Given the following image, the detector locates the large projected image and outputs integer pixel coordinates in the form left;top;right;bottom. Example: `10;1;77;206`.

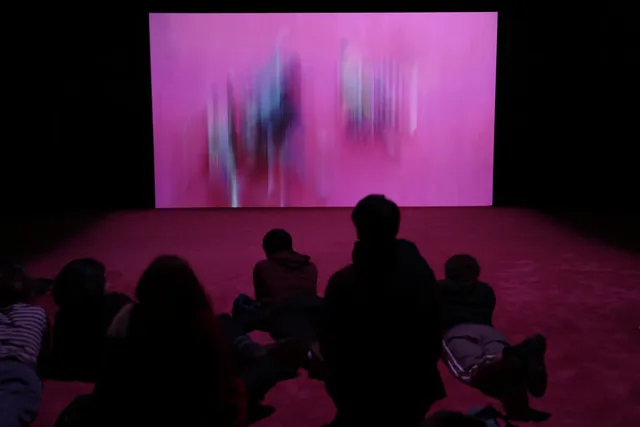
150;13;498;208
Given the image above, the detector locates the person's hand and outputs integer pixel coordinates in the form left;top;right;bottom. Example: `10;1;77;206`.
107;303;135;338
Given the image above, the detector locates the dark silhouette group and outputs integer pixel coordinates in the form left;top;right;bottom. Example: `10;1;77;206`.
0;194;550;427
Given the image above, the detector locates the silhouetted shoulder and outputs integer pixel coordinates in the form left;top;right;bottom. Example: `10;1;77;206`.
253;259;269;271
477;281;496;299
325;265;356;295
397;238;420;251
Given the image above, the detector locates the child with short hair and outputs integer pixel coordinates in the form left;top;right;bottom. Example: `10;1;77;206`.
0;261;50;427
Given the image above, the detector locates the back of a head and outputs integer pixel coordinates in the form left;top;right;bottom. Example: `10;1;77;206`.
135;255;213;324
352;194;400;244
128;256;227;424
0;261;30;307
262;228;293;257
445;254;481;285
53;258;106;309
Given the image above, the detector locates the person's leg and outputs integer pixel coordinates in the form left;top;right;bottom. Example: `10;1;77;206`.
442;325;488;383
231;294;265;333
471;340;550;422
0;360;42;427
240;339;307;424
507;334;548;398
218;313;267;362
53;394;96;427
267;295;323;345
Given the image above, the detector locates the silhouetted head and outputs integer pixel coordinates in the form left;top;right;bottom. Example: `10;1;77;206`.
135;255;212;317
53;258;106;310
352;194;400;244
0;261;30;307
262;229;293;257
445;254;481;285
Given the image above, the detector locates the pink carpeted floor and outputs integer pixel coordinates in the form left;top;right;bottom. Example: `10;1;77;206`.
25;208;640;427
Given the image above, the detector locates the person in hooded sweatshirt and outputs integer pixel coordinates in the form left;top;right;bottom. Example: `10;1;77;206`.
439;254;550;423
320;194;445;427
234;229;321;345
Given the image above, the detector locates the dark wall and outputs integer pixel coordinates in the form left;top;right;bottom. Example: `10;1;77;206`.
5;13;154;212
494;8;638;210
3;7;637;213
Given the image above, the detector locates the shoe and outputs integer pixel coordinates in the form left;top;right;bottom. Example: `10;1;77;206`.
507;408;551;423
305;342;327;381
523;334;548;398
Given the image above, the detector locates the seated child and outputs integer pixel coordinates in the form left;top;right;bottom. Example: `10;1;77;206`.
49;258;132;382
0;261;50;427
438;254;550;423
235;229;321;344
253;229;319;312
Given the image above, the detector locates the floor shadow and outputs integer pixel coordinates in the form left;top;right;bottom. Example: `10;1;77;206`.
0;212;109;263
540;209;640;253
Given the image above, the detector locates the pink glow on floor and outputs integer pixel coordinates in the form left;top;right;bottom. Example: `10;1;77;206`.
27;208;640;427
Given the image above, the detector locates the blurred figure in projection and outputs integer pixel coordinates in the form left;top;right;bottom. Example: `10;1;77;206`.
233;50;301;207
340;41;364;139
208;90;239;208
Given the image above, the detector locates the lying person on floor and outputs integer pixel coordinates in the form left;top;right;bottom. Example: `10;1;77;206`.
439;254;550;423
47;258;133;382
233;228;325;376
0;261;50;427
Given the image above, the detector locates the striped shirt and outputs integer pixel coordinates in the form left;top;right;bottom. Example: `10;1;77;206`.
0;303;48;364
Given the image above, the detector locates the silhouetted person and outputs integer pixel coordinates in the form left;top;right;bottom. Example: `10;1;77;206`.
439;254;549;423
234;228;321;346
49;258;132;382
0;262;50;427
82;255;244;427
320;195;445;427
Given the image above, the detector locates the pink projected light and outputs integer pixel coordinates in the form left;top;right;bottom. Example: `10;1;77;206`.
150;13;498;208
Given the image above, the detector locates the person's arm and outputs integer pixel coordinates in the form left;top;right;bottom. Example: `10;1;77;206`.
252;263;270;302
107;303;135;339
310;263;319;295
487;286;497;318
37;318;52;378
408;242;444;363
318;273;343;369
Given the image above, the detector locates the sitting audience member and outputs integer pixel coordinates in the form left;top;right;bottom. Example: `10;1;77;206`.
49;258;133;382
320;195;445;427
105;305;306;425
88;255;244;427
234;228;322;347
0;262;50;427
439;254;550;423
217;313;307;423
